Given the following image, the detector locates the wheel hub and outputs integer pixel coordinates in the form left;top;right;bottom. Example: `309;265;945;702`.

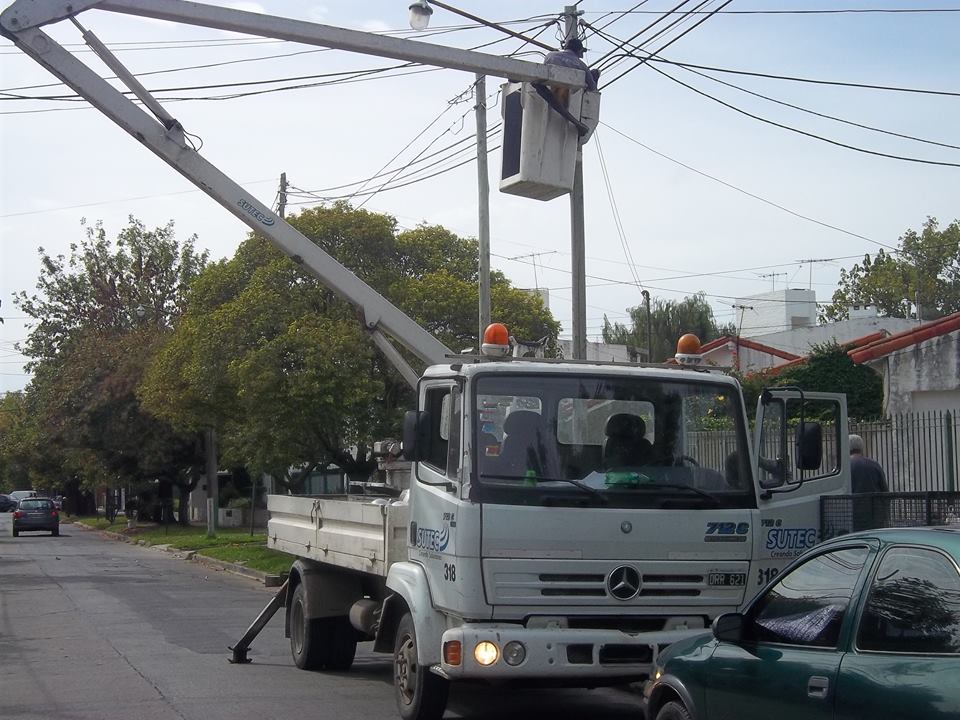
395;636;416;704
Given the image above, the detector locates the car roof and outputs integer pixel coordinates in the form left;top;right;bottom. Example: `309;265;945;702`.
822;527;960;555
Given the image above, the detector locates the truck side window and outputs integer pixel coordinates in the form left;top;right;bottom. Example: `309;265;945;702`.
422;386;460;478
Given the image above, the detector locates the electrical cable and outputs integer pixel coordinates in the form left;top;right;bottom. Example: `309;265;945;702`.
584;21;960;152
599;0;735;86
643;58;960;99
583;7;960;15
594;130;645;290
590;0;695;71
644;63;960;169
599;120;900;250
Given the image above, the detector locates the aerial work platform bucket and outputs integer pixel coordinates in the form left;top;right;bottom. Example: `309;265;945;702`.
499;82;600;201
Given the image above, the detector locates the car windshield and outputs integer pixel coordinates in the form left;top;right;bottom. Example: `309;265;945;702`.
473;373;754;509
20;499;53;510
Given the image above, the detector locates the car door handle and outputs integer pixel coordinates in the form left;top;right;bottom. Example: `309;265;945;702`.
807;676;830;700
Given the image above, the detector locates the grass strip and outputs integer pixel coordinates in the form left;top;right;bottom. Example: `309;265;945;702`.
198;544;294;575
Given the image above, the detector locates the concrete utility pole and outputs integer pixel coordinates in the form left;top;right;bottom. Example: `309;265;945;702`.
475;74;491;344
564;5;587;360
278;171;287;219
205;427;218;538
642;289;652;363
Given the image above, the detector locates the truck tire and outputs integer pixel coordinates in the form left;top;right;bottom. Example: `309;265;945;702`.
393;612;448;720
12;529;18;537
289;583;357;671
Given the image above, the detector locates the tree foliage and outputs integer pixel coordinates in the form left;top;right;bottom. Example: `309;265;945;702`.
601;292;735;362
741;341;883;420
141;202;559;488
823;217;960;322
11;218;207;518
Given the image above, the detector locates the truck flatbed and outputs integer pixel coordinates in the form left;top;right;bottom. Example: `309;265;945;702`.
267;493;409;576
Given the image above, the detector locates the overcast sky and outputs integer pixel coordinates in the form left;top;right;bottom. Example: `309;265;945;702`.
1;1;958;393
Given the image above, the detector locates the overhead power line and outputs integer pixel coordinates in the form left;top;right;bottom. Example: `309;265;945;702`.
645;63;960;169
600;0;736;87
598;121;898;251
584;22;960;152
645;57;960;98
584;7;960;15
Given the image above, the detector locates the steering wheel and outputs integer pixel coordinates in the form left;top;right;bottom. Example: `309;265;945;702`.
676;455;700;467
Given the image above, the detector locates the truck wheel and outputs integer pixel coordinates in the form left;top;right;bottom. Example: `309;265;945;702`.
289;583;357;671
12;529;18;537
394;612;448;720
656;700;693;720
52;528;59;537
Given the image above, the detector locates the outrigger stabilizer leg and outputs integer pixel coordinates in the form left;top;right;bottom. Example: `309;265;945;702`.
229;579;289;664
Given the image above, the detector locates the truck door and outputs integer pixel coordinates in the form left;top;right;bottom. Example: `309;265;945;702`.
408;381;483;616
751;390;850;591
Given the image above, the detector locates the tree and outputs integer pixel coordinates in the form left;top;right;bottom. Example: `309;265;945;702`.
742;342;883;420
14;218;207;520
602;292;735;362
142;203;560;488
0;392;30;494
823;217;960;322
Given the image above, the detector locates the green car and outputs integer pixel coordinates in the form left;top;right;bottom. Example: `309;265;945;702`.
644;528;960;720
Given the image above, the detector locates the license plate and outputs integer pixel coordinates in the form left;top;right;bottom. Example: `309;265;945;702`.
708;572;746;587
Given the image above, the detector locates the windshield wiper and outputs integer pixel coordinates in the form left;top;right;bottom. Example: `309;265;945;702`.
639;483;721;507
482;473;608;505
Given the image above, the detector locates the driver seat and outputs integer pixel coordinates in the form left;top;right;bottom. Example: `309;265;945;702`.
603;413;653;469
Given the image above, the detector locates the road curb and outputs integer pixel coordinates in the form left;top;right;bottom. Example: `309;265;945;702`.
72;521;281;585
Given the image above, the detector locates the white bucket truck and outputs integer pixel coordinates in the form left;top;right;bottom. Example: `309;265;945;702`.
1;3;850;718
265;337;850;720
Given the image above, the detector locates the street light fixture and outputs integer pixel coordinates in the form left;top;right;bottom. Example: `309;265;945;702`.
408;0;432;30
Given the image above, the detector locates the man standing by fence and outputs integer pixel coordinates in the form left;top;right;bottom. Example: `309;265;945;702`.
850;433;888;531
850;434;888;493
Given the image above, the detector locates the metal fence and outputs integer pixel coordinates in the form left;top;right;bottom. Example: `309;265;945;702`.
851;410;959;492
821;492;960;540
687;409;959;492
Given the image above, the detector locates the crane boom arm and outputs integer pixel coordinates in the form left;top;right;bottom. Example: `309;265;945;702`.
0;0;587;387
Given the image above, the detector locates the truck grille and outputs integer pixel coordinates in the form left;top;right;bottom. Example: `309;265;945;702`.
484;559;747;606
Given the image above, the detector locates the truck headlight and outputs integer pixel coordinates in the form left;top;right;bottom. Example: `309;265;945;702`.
474;641;499;666
502;641;526;666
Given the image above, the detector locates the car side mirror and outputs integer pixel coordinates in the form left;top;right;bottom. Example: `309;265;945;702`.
402;410;431;462
796;421;823;471
712;612;744;643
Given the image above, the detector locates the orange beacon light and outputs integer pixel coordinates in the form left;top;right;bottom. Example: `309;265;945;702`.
481;323;511;357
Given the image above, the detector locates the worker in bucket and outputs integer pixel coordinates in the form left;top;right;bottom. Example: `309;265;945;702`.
544;37;598;107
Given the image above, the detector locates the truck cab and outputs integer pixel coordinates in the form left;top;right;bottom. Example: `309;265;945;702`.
396;358;849;692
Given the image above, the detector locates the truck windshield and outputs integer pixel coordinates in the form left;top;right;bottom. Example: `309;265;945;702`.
473;373;754;509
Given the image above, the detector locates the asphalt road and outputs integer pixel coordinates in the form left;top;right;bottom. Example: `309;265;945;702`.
0;525;646;720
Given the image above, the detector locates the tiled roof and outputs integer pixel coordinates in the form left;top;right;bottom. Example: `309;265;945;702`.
848;311;960;364
699;335;800;361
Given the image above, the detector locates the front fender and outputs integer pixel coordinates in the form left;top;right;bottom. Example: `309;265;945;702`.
383;561;447;665
649;674;700;720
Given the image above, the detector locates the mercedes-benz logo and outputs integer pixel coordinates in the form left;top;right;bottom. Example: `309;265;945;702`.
606;565;642;601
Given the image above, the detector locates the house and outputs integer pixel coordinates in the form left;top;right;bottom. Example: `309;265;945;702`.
849;311;960;415
748;315;916;357
697;335;801;374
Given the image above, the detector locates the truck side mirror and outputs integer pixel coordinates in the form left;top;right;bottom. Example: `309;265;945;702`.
796;422;823;471
402;410;430;461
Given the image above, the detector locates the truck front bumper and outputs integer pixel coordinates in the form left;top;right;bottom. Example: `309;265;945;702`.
437;624;703;681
